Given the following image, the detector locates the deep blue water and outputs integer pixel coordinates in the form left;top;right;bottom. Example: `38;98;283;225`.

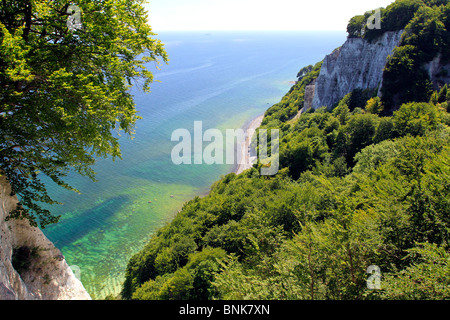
42;30;347;298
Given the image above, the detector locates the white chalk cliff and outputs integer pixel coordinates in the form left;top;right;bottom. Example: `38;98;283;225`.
310;31;404;110
0;175;91;300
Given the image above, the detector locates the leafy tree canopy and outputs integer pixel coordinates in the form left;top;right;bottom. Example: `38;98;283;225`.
0;0;167;227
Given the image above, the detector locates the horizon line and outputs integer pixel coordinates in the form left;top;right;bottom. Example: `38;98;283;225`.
152;29;348;32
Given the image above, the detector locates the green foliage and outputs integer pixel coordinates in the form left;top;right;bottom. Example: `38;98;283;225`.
0;0;168;228
297;65;313;80
381;0;425;32
210;132;449;299
392;102;440;136
430;90;440;104
131;247;227;300
347;15;367;39
381;243;450;299
447;88;450;111
382;45;433;107
345;113;381;164
353;140;398;174
365;97;384;114
381;1;449;108
438;84;448;103
123;95;450;300
423;0;449;6
262;61;322;126
347;0;425;41
402;5;446;61
337;89;378;112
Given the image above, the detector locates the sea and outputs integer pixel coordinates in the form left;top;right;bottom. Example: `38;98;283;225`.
42;30;347;299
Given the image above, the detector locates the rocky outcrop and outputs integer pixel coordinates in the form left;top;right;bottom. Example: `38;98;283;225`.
311;31;404;110
424;53;450;90
0;175;91;300
303;79;316;110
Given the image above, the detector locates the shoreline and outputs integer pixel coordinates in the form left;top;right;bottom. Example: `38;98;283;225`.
233;113;264;175
196;113;265;199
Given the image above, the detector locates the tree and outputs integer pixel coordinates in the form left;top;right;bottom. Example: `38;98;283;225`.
392;102;440;136
332;102;350;125
430;90;440;105
393;135;450;246
438;84;448;103
402;5;446;61
353;140;398;174
381;0;425;32
347;15;366;38
382;243;450;300
373;117;394;143
345;113;380;165
365;97;384;114
0;0;168;227
382;45;433;108
159;268;194;300
297;65;313;81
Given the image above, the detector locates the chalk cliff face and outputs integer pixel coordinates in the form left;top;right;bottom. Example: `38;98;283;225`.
311;31;404;110
424;53;450;90
0;175;91;300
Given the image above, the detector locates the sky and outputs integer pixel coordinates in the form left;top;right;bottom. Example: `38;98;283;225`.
145;0;396;31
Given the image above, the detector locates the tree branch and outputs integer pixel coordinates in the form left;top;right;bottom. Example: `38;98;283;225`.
22;0;32;43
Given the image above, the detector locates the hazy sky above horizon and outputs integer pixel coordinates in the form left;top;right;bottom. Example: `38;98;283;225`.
145;0;395;31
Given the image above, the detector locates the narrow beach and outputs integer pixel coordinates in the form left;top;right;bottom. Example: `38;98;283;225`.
235;114;264;175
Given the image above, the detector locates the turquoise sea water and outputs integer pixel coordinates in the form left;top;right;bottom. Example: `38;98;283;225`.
42;31;347;298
